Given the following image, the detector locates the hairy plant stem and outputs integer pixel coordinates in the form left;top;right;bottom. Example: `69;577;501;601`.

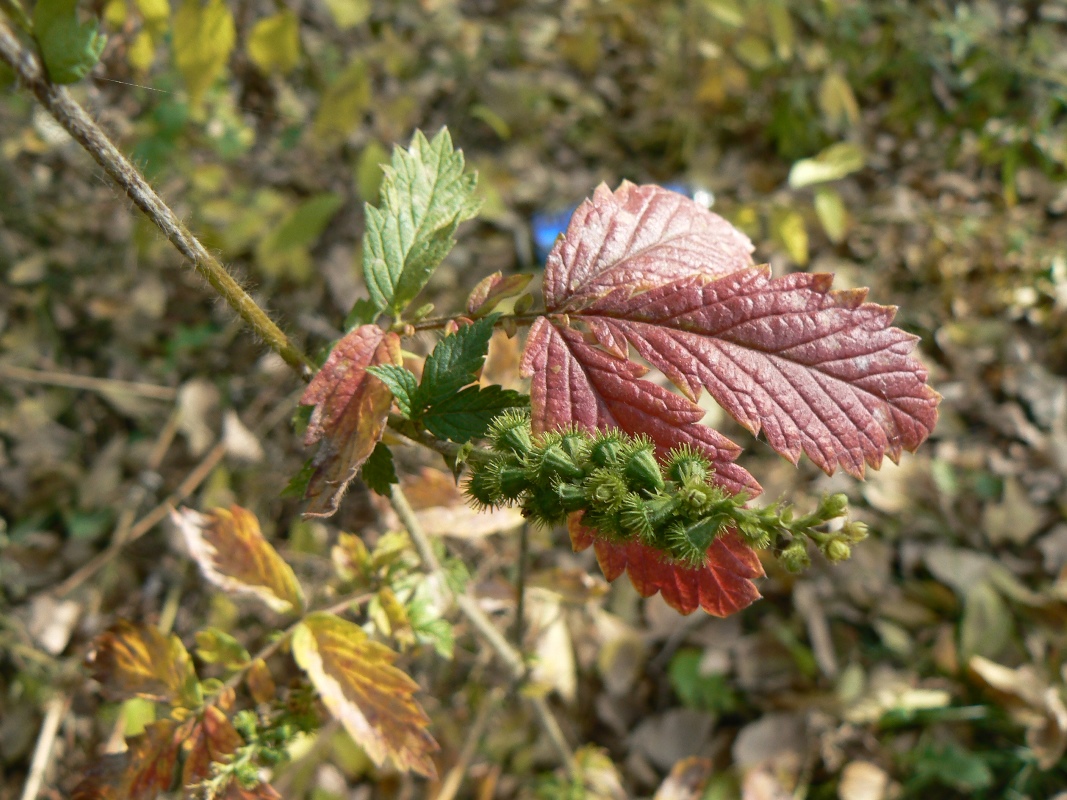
0;21;313;376
389;484;579;781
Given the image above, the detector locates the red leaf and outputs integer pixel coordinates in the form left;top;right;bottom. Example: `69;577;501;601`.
533;182;939;479
582;268;940;476
301;325;402;517
520;317;759;496
543;182;754;312
569;517;763;616
180;705;244;787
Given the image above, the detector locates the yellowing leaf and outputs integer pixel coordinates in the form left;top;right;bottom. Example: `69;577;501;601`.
255;193;343;281
173;0;235;110
173;505;305;614
314;60;371;143
291;612;438;777
766;0;795;60
773;207;809;265
323;0;371;29
814;187;849;244
127;30;156;72
247;11;300;75
86;620;201;708
788;142;866;188
134;0;169;35
818;70;860;132
71;719;181;800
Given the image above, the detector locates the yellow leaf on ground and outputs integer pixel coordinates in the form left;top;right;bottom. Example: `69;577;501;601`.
86;620;200;708
247;11;300;75
313;60;371;143
172;0;235;110
292;612;438;777
173;505;305;615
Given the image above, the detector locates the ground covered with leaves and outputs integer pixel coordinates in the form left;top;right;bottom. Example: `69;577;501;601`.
2;0;1067;798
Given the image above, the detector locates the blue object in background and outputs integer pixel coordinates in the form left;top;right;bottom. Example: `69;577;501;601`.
529;182;714;265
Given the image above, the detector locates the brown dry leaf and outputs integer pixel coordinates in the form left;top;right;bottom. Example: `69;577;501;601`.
301;325;402;517
653;756;713;800
741;765;794;800
291;611;438;777
86;621;200;708
71;719;180;800
173;505;305;615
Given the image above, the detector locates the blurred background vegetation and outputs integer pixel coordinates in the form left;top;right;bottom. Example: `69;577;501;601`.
2;0;1067;797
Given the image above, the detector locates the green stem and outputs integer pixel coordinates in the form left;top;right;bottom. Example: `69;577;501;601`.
0;21;314;377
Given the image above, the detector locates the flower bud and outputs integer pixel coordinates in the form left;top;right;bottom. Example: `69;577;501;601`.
584;469;629;512
465;468;501;508
589;435;624;468
841;520;869;543
819;492;849;519
527;443;585;484
780;540;811;573
624;446;665;493
667;447;710;484
824;538;852;562
487;410;533;456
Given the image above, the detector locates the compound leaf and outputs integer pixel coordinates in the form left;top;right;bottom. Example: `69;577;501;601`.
301;325;401;517
362;128;480;317
173;505;305;615
33;0;106;84
292;612;438;778
86;620;200;708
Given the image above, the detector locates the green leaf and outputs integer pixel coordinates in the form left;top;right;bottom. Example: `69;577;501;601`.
33;0;107;84
366;364;418;417
362;128;480;317
313;59;370;142
413;315;496;413
361;442;397;496
255;193;343;280
246;10;300;75
172;0;235;110
194;628;250;669
788;142;866;188
421;385;529;442
668;648;739;713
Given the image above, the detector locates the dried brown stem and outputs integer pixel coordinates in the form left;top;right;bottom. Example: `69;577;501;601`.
0;21;312;375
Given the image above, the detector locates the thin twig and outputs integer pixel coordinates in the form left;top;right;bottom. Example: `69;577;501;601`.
0;363;178;400
405;311;544;334
19;694;71;800
434;687;504;800
390;484;578;781
0;21;312;375
511;522;530;647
